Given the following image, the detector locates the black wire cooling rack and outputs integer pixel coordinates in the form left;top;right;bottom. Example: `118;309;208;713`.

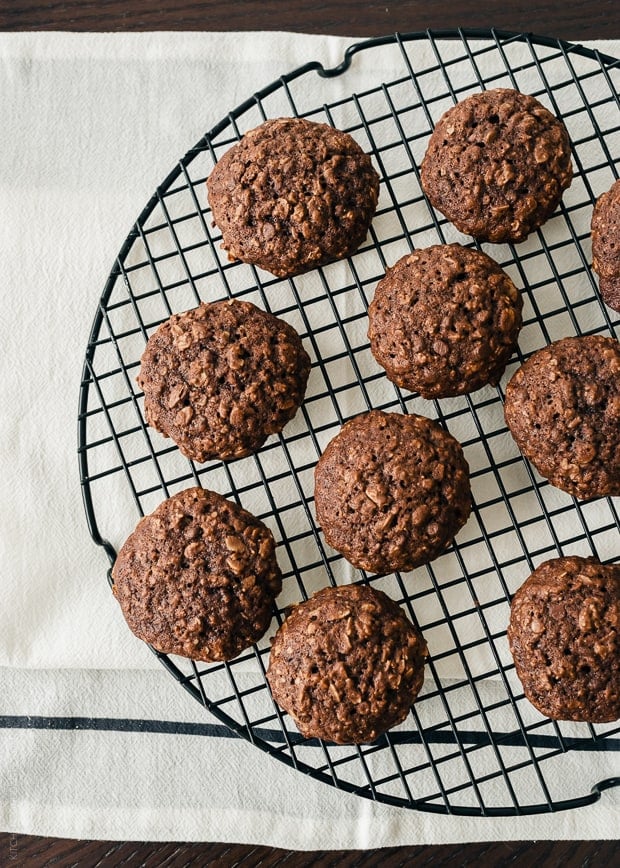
78;29;620;816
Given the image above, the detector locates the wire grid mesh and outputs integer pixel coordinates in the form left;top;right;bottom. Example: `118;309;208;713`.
78;30;620;815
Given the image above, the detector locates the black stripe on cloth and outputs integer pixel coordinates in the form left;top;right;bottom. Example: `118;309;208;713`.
0;715;233;738
1;715;619;751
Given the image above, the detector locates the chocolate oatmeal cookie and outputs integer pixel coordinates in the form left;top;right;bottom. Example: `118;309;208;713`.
504;334;620;499
137;299;310;463
420;88;573;243
314;410;471;573
367;243;523;398
591;179;620;312
266;584;428;744
206;117;380;278
508;556;620;723
112;486;282;662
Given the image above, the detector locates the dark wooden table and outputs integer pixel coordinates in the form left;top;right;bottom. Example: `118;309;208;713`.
0;0;618;41
2;2;619;866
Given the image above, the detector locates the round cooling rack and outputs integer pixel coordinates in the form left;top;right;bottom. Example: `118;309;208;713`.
78;29;620;816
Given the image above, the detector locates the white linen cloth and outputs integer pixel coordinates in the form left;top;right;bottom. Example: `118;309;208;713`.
0;31;618;846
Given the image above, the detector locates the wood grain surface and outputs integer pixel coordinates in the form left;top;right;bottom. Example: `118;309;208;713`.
2;1;619;865
1;835;619;866
0;0;618;42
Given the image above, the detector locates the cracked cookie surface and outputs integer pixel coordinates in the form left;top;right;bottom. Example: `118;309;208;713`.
368;243;523;398
508;556;620;722
592;179;620;312
206;117;380;277
504;334;620;499
112;486;283;662
420;88;572;243
314;410;471;573
266;584;428;744
137;299;310;463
